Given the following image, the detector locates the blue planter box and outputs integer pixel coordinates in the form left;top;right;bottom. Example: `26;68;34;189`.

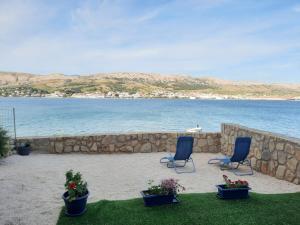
141;191;179;207
17;144;31;156
62;190;89;216
216;185;251;200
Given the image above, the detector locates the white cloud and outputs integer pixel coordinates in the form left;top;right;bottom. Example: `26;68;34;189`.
70;0;162;33
293;5;300;12
0;0;36;38
0;0;299;82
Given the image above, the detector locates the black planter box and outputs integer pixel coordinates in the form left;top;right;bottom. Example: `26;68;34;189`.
216;185;251;199
141;191;179;207
62;190;89;216
17;144;31;156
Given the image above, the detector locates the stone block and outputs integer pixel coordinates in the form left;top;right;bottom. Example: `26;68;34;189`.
261;150;271;161
64;146;73;153
269;139;275;152
278;151;287;165
140;143;151;153
137;134;143;140
285;143;295;155
142;134;150;140
102;135;112;145
126;135;131;141
272;151;278;160
254;147;262;159
295;149;300;161
207;136;214;145
55;142;63;153
64;139;76;146
91;143;98;152
117;135;126;142
161;134;168;139
74;145;80;152
198;139;207;147
276;165;286;179
276;142;285;151
285;170;295;182
297;164;300;178
208;145;217;152
193;146;201;152
287;158;298;172
251;157;257;169
131;140;138;147
125;146;134;152
261;161;268;174
202;145;209;152
256;160;261;172
268;160;276;176
81;146;89;152
109;144;115;152
151;145;158;152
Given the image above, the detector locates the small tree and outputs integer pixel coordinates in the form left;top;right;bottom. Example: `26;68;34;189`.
0;127;10;157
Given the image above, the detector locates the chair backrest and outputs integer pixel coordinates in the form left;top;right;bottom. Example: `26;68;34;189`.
230;137;252;162
174;136;194;160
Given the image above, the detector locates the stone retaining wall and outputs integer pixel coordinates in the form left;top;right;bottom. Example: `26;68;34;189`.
221;124;300;184
18;132;221;154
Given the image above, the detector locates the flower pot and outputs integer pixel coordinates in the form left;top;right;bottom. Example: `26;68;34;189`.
140;190;179;207
17;144;31;156
216;184;251;200
62;190;89;216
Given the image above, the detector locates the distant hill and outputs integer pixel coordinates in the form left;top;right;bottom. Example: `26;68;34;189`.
0;71;299;99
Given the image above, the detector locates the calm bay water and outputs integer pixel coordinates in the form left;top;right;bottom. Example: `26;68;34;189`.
0;97;299;138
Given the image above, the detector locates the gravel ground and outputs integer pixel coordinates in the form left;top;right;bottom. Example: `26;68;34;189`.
0;152;299;225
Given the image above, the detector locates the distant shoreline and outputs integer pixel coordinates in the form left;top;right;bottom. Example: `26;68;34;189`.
0;96;299;101
1;72;300;101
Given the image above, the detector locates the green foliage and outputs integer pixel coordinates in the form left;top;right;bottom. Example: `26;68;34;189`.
64;170;88;202
223;174;249;189
0;127;9;157
146;179;185;195
146;180;162;195
57;192;300;225
0;86;49;97
172;82;211;91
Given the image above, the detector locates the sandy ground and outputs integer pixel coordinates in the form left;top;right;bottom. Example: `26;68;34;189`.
0;152;299;225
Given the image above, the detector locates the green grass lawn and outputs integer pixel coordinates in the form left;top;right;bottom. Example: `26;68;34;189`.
57;192;300;225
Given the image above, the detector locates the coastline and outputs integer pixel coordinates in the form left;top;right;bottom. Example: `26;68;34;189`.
0;95;299;101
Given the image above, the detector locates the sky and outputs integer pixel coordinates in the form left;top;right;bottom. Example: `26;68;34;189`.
0;0;300;83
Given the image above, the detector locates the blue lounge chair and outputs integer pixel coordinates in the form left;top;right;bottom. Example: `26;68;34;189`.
208;137;253;176
160;136;195;173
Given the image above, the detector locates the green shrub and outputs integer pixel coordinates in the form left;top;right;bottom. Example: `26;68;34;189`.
0;127;10;157
65;170;88;202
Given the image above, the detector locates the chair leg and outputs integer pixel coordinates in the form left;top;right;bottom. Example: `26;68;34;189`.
168;160;186;168
220;162;240;170
208;158;220;164
167;160;176;168
174;158;195;174
160;153;173;164
233;159;253;176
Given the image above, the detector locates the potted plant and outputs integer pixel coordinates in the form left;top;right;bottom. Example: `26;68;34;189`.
0;127;10;157
141;178;185;206
62;170;89;216
17;142;31;156
216;175;251;199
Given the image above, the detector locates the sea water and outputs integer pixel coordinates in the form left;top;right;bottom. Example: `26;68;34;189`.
0;97;299;138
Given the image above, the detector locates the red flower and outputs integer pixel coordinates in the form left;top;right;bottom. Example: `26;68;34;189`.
68;182;76;190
